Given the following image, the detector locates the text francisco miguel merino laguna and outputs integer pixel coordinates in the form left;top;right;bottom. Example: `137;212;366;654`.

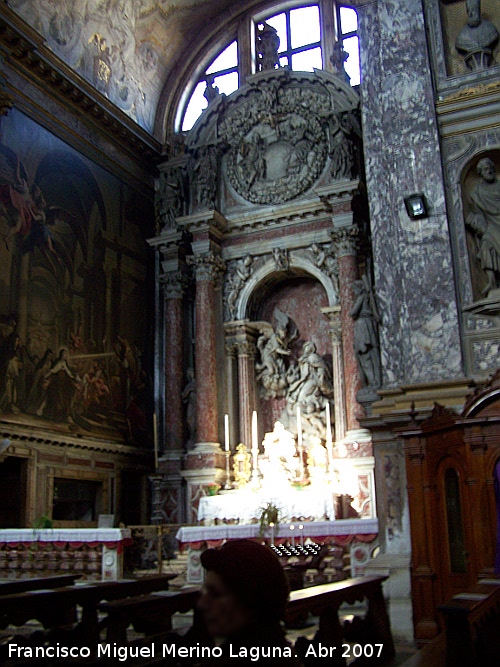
8;642;326;661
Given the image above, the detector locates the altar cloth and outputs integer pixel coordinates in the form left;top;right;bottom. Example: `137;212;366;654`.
176;518;378;548
197;487;336;524
0;528;131;544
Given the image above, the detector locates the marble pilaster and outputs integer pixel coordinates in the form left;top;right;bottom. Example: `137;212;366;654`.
163;271;189;451
331;226;364;432
225;341;239;449
355;0;463;386
189;252;226;447
322;305;347;443
235;336;257;450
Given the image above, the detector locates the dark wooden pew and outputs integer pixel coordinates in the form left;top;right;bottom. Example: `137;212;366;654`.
0;574;176;644
288;576;395;665
0;574;81;596
98;587;201;644
438;579;500;667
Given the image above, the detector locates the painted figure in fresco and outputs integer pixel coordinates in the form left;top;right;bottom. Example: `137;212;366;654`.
25;349;54;416
466;157;500;297
455;0;499;70
0;332;21;413
43;348;80;422
350;276;382;393
181;368;196;448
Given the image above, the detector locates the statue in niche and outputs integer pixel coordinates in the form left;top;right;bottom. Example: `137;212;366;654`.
226;255;253;320
253;309;298;399
466;157;500;297
192;146;217;210
350;275;382;399
256;22;280;71
310;243;339;293
156;167;184;231
181;368;196;448
273;247;289;271
455;0;499;71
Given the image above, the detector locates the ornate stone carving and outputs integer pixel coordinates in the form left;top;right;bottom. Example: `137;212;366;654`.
350;274;382;400
181;368;196;449
156;166;185;232
331;225;359;257
233;443;252;488
253;309;298;399
188;253;226;282
273;247;289;271
219;79;329;205
225;342;238;358
235;340;257;358
327;110;362;181
162;270;190;300
256;22;280;72
455;0;499;71
225;254;254;320
465;157;500;297
310;243;339;293
203;75;220;103
330;41;350;85
191;145;218;211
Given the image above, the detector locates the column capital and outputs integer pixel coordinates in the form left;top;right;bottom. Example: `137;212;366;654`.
235;339;257;358
188;252;226;282
161;270;190;299
331;225;359;257
225;342;239;358
321;306;342;345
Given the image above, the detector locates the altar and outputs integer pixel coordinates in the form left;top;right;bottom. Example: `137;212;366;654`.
0;528;132;581
198;486;336;525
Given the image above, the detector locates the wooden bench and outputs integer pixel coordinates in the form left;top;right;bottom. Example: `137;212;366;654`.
288;576;395;665
0;574;176;645
0;574;81;596
438;579;500;667
98;587;201;644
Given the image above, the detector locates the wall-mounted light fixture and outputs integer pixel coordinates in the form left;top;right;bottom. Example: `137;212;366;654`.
404;193;428;219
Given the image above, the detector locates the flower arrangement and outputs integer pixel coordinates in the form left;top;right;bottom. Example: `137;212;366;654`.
206;483;221;496
259;502;281;536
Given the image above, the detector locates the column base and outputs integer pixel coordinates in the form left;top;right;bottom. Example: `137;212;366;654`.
192;441;222;454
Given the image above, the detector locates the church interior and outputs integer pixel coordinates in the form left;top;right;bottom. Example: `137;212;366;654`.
0;0;499;664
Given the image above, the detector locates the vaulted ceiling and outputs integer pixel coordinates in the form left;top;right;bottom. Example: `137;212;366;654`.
9;0;250;139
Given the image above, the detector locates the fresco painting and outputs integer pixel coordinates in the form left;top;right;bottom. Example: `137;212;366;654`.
0;108;154;445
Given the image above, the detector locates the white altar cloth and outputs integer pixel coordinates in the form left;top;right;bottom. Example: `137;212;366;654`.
0;528;131;543
176;518;379;545
197;487;335;524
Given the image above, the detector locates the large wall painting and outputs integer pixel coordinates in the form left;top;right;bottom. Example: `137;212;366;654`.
0;108;154;446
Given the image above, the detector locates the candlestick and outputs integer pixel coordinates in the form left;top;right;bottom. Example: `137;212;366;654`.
224;450;232;490
269;521;275;547
325;402;333;474
296;406;304;479
153;412;159;473
290;524;295;548
224;413;230;452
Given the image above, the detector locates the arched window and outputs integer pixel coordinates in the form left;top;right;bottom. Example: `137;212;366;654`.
178;2;360;132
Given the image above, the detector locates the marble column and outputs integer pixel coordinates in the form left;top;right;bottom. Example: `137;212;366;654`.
355;0;462;385
190;252;226;447
331;225;364;432
235;337;257;449
225;341;238;449
322;306;347;443
163;271;188;451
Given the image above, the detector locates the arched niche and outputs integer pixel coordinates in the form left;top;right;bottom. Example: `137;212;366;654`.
236;255;338;322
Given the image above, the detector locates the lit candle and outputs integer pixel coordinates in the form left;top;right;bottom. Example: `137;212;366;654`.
153;412;159;473
298;523;304;547
224;413;230;452
269;521;275;546
290;524;295;547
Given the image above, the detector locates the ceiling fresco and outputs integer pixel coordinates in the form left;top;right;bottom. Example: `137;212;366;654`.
9;0;239;135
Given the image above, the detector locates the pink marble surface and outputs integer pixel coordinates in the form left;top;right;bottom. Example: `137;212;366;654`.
195;280;219;444
165;296;184;450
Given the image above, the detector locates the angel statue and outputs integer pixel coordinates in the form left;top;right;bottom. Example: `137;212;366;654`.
252;309;298;399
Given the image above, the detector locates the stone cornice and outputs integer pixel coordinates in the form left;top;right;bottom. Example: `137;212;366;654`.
0;422;153;460
0;6;162;168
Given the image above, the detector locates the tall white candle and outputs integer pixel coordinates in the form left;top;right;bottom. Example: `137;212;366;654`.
252;410;259;473
296;406;302;448
224;413;230;452
325;402;332;442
